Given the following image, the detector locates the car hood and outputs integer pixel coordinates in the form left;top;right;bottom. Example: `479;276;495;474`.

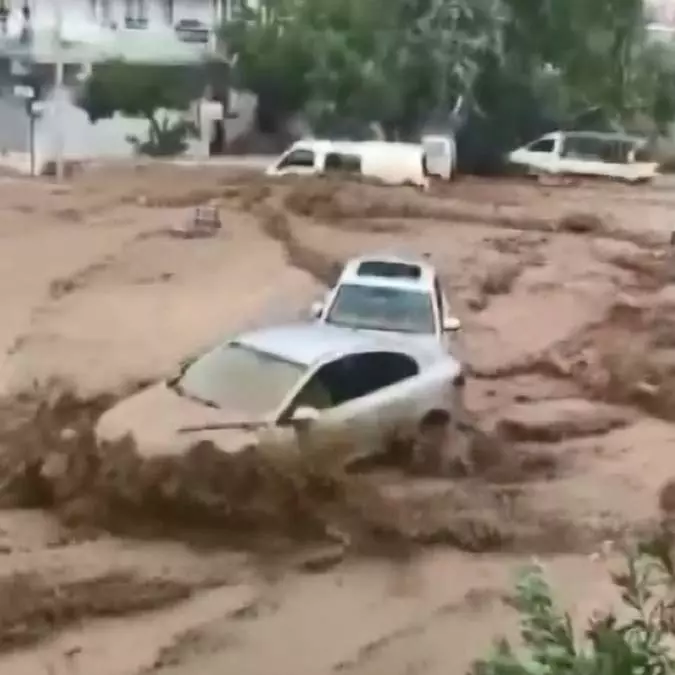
95;382;261;458
508;148;528;164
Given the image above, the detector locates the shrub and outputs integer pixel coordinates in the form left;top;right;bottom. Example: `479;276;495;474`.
472;534;675;674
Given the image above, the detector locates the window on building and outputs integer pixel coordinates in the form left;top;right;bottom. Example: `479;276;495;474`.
125;0;148;27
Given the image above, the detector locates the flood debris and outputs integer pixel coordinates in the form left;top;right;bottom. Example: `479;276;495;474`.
170;205;222;239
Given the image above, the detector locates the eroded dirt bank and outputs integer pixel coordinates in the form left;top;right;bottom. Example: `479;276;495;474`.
1;167;675;674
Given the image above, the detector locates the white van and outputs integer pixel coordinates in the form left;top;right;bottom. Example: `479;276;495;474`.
508;131;659;183
265;139;432;188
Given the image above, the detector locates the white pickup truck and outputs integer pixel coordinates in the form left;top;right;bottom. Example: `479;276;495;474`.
309;253;462;351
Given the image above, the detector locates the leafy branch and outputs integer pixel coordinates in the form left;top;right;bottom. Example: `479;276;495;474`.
472;534;675;675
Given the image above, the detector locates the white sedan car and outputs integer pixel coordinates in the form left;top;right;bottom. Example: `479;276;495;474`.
96;322;466;468
310;253;461;351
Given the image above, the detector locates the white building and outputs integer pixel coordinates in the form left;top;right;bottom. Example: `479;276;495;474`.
646;0;675;26
0;0;243;63
0;0;259;172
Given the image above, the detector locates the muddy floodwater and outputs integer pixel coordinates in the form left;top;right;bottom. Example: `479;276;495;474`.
0;166;674;674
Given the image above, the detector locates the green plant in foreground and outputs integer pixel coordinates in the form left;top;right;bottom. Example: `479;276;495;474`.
472;536;675;675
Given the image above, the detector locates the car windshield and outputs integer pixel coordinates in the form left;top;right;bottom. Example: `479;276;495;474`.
176;342;306;416
326;283;436;334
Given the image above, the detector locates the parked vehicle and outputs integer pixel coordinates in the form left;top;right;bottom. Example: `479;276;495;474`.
95;323;465;467
507;131;659;183
265;139;437;188
309;253;461;350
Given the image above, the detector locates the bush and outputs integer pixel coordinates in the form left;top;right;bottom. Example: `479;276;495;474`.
126;119;198;157
472;534;675;674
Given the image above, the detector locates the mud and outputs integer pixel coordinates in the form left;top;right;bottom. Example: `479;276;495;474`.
1;167;675;674
0;571;194;653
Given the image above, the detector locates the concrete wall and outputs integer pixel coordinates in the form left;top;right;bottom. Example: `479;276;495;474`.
0;97;29;154
35;86;214;170
0;78;259;173
35;104;209;169
0;0;261;170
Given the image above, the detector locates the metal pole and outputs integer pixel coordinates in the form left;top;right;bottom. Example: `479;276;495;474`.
29;108;35;176
53;0;64;180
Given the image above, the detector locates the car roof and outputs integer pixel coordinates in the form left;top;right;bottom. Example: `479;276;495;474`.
290;140;422;155
291;140;363;155
539;130;645;144
234;322;436;367
337;253;437;291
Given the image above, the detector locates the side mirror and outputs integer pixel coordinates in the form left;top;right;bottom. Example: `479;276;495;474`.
289;406;319;429
442;316;461;332
310;301;324;318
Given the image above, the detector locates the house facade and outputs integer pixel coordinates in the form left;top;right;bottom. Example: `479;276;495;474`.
0;0;258;172
0;0;240;63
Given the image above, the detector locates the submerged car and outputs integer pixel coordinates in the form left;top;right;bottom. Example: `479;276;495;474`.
309;253;461;350
508;130;659;183
96;322;465;465
265;139;429;188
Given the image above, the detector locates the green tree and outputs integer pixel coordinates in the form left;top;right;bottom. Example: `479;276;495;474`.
78;61;203;156
503;0;675;128
223;0;504;139
223;0;675;168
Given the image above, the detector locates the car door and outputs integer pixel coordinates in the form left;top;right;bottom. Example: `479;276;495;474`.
510;136;558;174
272;351;458;465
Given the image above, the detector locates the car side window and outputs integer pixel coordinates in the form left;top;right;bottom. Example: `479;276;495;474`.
324;152;362;174
282;351;420;417
278;149;315;169
528;138;554;153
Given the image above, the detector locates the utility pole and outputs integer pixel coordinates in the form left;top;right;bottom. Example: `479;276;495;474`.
53;0;65;180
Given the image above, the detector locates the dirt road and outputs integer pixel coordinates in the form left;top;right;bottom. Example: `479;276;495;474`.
0;166;674;674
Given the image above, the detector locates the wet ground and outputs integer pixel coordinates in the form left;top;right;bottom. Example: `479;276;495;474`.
0;166;674;674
